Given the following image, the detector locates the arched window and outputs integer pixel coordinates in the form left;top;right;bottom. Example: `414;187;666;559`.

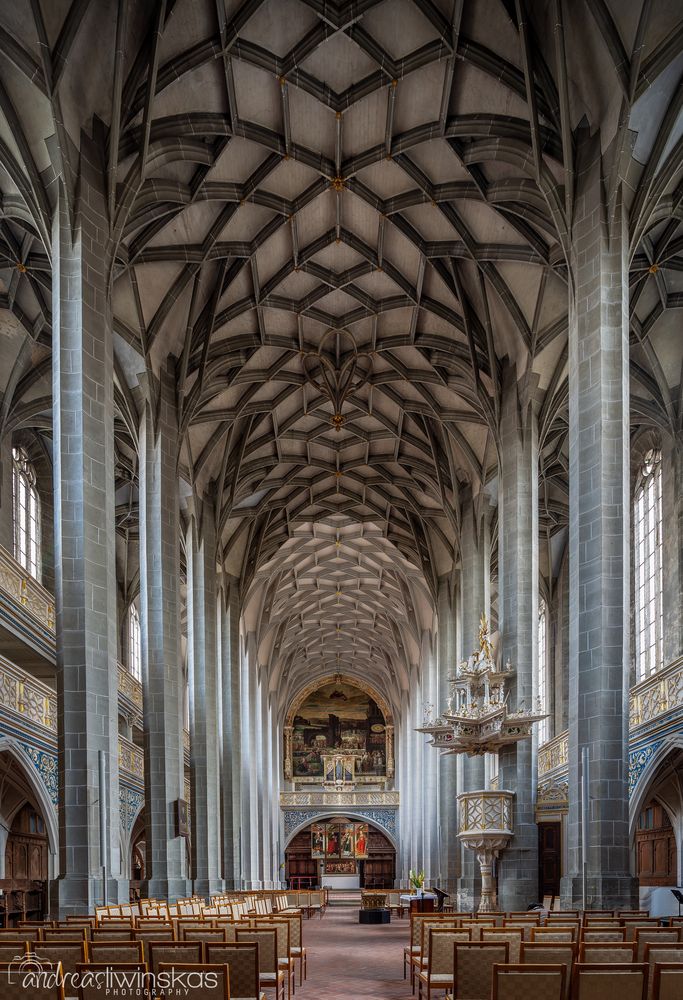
12;447;41;581
634;449;663;680
537;598;548;745
128;603;142;681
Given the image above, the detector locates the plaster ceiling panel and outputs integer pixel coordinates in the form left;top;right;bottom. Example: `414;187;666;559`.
449;61;529;120
309;242;366;271
147;199;222;246
462;0;523;66
648;310;683;385
135;263;184;326
310;288;362;317
392;62;448;135
288;86;337;162
233;60;283;132
362;0;439;59
208;137;270;183
299;31;379;93
494;262;545;327
407;140;471;183
352;269;408;299
260;157;320;198
342;88;389;159
340;190;382;246
156;59;229;120
239;0;319;58
254;223;293;286
157;1;216;65
219;202;277;243
294;192;337;247
354;158;417;198
216;262;252;308
401;203;461;242
269;268;319;299
380;223;422;279
213;312;260;343
375;305;415;337
533;333;567;392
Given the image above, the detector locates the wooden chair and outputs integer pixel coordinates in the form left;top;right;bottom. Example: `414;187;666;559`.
279;913;306;984
653;963;683;1000
417;929;471;1000
571;963;647;1000
87;941;143;965
236;927;285;1000
532;927;578;943
481;929;524;963
452;941;509;999
411;920;459;984
147;940;201;976
182;927;227;949
0;960;65;1000
492;963;566;1000
157;964;229;1000
33;940;87;979
206;942;261;999
634;927;681;962
501;922;536;942
42;929;87;943
643;943;683;997
90;928;135;942
76;964;147;1000
580;929;626;943
521;942;577;1000
0;943;31;963
0;930;39;942
253;920;295;998
578;942;636;963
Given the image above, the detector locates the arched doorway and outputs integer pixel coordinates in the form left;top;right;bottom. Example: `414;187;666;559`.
285;817;396;889
0;749;52;923
636;800;677;886
630;743;682;892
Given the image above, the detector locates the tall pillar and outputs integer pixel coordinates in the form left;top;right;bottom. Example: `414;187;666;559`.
219;575;241;889
496;366;539;912
421;630;439;884
139;362;188;900
437;577;458;893
561;129;638;909
241;632;261;888
51;145;126;913
187;503;222;896
458;496;491;909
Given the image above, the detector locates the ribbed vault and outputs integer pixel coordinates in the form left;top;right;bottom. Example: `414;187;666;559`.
0;0;681;703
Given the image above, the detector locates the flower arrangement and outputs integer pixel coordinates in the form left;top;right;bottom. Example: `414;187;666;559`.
409;868;425;890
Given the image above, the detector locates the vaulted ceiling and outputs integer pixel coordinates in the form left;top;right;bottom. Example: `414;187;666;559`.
0;0;681;707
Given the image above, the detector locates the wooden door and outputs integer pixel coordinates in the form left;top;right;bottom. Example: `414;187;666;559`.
538;822;561;897
636;800;677;886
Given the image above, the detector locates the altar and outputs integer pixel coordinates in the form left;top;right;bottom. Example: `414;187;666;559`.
322;873;360;889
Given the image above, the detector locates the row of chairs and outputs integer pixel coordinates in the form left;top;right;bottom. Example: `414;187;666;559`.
0;947;262;1000
411;938;682;1000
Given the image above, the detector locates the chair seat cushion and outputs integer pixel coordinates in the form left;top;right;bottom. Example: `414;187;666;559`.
419;973;453;985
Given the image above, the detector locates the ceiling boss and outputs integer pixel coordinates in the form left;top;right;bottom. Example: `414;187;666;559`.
301;328;373;433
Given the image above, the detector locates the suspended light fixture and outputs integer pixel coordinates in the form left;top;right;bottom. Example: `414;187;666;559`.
416;614;547;756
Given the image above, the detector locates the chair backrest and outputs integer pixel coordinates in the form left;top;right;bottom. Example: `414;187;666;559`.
0;943;30;963
454;942;509;999
182;928;227;945
492;963;565;1000
147;941;202;975
521;943;576;1000
652;963;683;1000
572;963;647;1000
157;964;229;1000
235;928;277;975
133;929;175;948
501;922;536;942
88;941;143;964
461;919;496;941
33;941;87;979
76;964;147;1000
533;928;577;943
578;942;636;963
428;929;471;975
623;921;660;941
478;912;505;927
206;943;259;997
253;920;289;959
549;912;579;921
90;929;135;941
643;944;683;996
580;929;626;943
421;920;457;955
508;913;541;922
583;911;615;919
43;928;87;942
481;929;524;963
0;961;64;1000
634;928;681;962
0;930;39;942
281;914;302;948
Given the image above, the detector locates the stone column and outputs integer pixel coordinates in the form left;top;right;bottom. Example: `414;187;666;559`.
51;145;126;913
138;362;188;900
186;503;222;896
241;632;262;888
219;575;241;889
561;129;638;909
0;434;14;553
437;576;458;893
458;496;490;910
496;366;540;912
421;630;440;884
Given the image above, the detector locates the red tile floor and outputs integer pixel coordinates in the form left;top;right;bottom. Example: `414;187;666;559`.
296;904;414;999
